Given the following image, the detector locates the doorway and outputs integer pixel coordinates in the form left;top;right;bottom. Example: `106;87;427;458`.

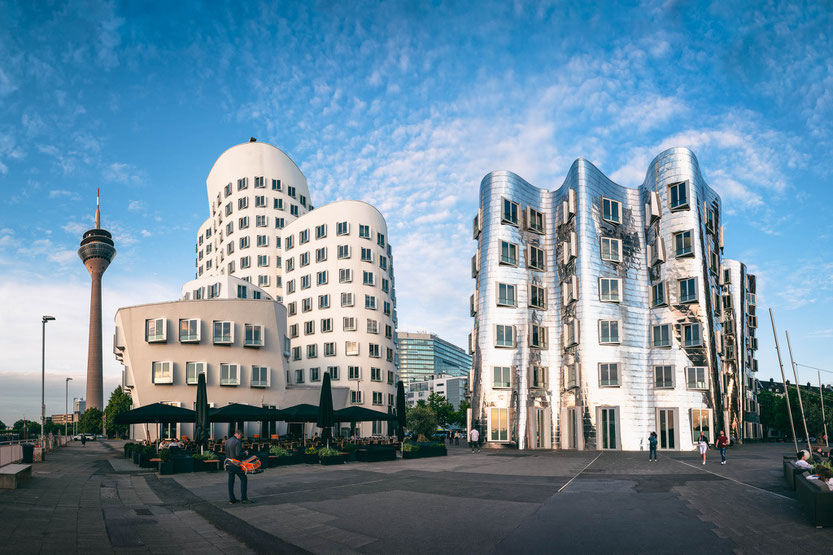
600;407;618;450
657;408;676;450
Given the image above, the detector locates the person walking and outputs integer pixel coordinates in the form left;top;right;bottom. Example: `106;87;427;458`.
224;429;254;505
81;434;86;447
716;431;729;465
648;432;658;462
469;427;480;453
697;432;710;465
454;431;460;446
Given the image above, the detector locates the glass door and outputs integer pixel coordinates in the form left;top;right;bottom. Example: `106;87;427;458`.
535;409;544;448
566;408;577;449
600;407;617;450
658;409;676;449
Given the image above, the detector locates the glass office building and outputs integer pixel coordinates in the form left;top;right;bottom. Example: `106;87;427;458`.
397;332;472;383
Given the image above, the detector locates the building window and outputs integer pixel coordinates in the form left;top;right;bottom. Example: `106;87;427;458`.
599;320;619;344
152;361;173;384
363;271;375;286
300;252;309;267
238;197;249;210
563;319;579;347
381;278;389;293
679;277;697;303
599;363;619;387
654;365;674;389
669;181;688;210
239;216;249;230
493;366;511;388
315;224;327;239
289;324;298;338
341;292;355;307
497;283;516;307
351;390;363;404
224;183;232;197
532;365;547;388
495;324;514;348
502;198;519;226
240;256;251;269
285;236;294;250
145;318;166;343
255;195;266;208
337;222;349;235
528;245;545;271
359;224;371;239
185;362;205;385
500;241;518;266
387;370;395;385
599;278;621;302
367;319;379;334
652;324;671;348
257;255;269;267
490;408;509;441
286;280;295;294
310;367;320;381
295;369;305;383
379;256;388;270
651;282;666;307
343;317;356;331
683;323;702;347
369;343;380;358
327;366;339;380
290;205;299;216
674;230;693;257
299;229;309;244
600;237;622;262
529;284;546;310
307;344;317;358
346;341;359;356
317;271;328;286
213;321;233;344
292;346;301;361
371;367;382;382
691;408;710;442
324;342;335;356
271;178;281;191
244;324;263;347
563;364;578;389
529;325;547;348
316;247;327;263
220;363;239;386
251;366;269;387
361;247;373;262
377;233;386;248
602;197;621;224
304;321;315;335
237;177;248;191
318;294;330;309
384;301;392;316
365;295;377;310
372;391;383;406
301;275;310;289
179;319;200;343
526;207;545;234
275;217;285;229
302;297;312;312
254;176;265;188
339;268;353;283
348;365;361;379
240;236;250;249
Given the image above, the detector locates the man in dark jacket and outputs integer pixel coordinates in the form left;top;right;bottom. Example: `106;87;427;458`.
225;430;254;504
716;431;730;465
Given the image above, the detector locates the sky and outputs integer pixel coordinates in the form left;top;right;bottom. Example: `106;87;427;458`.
1;0;832;425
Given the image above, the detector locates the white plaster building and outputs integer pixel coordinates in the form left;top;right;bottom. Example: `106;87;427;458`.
406;373;469;409
194;140;312;302
282;201;399;436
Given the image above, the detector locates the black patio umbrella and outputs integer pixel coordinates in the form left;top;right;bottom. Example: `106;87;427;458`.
275;403;320;423
193;373;210;451
333;406;392;422
317;372;335;446
114;402;196;425
396;380;406;442
209;403;272;423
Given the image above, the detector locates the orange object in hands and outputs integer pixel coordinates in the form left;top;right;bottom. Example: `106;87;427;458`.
226;456;262;473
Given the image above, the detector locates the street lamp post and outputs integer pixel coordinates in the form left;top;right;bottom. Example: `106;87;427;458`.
41;315;55;449
73;398;78;436
65;377;73;437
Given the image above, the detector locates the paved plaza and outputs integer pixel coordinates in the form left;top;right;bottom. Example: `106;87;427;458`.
0;439;831;553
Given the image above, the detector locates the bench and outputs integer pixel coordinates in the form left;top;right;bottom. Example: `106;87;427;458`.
795;471;833;527
0;464;33;489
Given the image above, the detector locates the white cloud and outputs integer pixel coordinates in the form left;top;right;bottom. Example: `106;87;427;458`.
128;200;146;212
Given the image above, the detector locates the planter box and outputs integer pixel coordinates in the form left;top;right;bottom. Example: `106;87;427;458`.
139;454;157;468
357;448;397;462
303;453;318;464
133;452;140;465
173;457;194;474
192;459;206;472
275;455;301;466
319;455;345;466
795;472;833;527
158;461;174;475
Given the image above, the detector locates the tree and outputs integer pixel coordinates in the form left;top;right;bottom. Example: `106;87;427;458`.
453;400;470;427
0;419;5;431
406;404;437;440
427;393;455;429
105;386;132;439
758;391;786;437
12;419;41;438
78;407;104;435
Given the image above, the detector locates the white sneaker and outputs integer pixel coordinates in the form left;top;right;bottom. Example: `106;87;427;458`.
702;461;706;465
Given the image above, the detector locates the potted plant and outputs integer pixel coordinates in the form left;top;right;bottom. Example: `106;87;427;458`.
123;442;136;459
158;448;174;475
342;442;358;462
139;445;157;468
303;446;319;464
318;446;346;465
402;441;421;459
172;451;194;473
269;445;295;466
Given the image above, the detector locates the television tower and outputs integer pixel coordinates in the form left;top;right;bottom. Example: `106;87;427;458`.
77;189;116;410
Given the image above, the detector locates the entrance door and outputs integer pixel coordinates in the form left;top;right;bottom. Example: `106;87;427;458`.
535;409;545;448
566;408;577;449
658;408;676;449
600;407;617;450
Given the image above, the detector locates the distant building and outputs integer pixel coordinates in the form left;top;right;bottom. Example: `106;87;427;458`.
74;399;86;414
50;414;77;425
397;331;472;383
405;373;469;409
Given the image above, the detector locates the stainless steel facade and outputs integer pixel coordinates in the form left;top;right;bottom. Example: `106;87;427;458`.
471;147;758;450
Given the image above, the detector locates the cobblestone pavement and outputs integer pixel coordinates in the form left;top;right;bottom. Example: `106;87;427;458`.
1;440;829;553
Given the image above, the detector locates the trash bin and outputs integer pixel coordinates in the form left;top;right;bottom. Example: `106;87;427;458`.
21;443;35;464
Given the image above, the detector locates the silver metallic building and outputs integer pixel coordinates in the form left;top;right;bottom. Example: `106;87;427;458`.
470;147;759;450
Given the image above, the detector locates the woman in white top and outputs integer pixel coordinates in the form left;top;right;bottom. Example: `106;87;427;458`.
697;432;710;465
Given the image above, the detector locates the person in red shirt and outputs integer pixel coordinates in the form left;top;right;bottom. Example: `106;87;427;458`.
716;431;730;465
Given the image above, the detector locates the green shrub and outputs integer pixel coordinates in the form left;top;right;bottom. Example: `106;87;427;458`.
269;446;291;457
304;446;318;455
402;441;420;453
342;443;357;453
159;449;171;462
317;447;342;457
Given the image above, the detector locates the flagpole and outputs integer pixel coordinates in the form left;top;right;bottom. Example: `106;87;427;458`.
820;370;829;450
785;330;812;454
769;309;799;454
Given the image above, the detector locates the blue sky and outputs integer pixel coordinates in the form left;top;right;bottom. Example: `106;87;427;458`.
1;1;832;424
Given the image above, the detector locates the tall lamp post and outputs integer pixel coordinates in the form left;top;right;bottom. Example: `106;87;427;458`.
41;315;56;449
73;398;78;436
65;377;73;437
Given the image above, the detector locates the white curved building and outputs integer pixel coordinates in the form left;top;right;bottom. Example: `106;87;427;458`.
470;147;759;450
282;200;399;436
194;140;313;302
